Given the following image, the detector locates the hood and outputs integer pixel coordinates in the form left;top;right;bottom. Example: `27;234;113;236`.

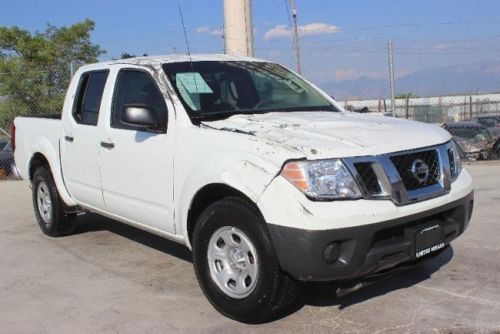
202;112;451;159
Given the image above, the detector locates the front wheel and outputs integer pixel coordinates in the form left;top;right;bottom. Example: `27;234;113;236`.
32;166;76;237
192;197;298;323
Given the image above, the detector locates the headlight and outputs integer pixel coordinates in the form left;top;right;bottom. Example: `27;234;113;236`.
449;142;462;181
281;159;362;200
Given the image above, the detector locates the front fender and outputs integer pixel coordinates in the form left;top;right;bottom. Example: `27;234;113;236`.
176;151;281;247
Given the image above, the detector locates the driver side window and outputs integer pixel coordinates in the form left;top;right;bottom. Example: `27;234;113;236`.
112;69;168;131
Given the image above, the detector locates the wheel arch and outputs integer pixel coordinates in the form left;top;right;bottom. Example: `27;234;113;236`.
186;183;263;248
29;152;50;181
27;150;77;207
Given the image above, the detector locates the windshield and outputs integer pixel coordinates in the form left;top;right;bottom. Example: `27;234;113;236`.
476;117;500;128
448;126;492;142
162;61;337;122
3;142;12;152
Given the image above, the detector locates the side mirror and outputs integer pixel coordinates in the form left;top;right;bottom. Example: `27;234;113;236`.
121;105;159;129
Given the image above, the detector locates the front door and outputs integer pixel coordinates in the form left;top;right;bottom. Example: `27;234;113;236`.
99;68;175;233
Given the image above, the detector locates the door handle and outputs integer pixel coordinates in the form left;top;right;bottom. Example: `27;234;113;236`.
64;136;74;142
100;141;115;149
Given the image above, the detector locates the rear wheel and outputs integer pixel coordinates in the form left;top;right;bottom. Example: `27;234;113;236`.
32;166;76;237
192;197;298;323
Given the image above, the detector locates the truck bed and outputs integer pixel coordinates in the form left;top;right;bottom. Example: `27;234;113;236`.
20;114;62;120
13;116;62;181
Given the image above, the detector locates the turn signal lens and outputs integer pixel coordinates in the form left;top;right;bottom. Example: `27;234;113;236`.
281;162;309;191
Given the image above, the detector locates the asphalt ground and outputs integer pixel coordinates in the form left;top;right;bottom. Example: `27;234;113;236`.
0;162;499;333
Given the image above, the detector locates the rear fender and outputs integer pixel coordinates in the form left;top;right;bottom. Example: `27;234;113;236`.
27;137;77;207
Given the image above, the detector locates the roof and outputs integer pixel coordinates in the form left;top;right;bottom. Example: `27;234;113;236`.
472;114;500;119
444;122;485;128
81;54;268;70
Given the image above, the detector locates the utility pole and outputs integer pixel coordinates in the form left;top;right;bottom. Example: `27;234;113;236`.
388;40;396;117
223;0;254;57
289;0;301;74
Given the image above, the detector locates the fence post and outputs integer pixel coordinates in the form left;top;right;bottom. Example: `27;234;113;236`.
463;97;467;121
387;40;396;117
405;96;409;119
469;96;473;120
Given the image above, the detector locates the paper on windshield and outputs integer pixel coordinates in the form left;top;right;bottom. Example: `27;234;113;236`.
176;72;213;94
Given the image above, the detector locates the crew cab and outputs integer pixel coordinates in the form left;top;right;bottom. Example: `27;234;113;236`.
13;55;474;323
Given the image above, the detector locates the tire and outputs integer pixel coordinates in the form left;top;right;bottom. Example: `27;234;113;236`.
32;166;76;237
192;197;298;323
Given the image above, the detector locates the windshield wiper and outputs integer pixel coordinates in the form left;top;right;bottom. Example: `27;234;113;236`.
195;104;339;123
195;110;250;122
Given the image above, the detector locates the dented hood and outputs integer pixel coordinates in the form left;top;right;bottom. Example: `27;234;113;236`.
202;111;451;159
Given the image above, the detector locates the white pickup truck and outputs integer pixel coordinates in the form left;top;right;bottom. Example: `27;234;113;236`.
13;54;474;323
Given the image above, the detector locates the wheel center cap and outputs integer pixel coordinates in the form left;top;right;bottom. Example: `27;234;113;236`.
229;248;245;270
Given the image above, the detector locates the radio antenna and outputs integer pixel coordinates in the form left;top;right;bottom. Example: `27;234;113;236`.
178;4;198;90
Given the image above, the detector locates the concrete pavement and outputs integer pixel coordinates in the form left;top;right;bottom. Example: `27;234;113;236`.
0;163;499;333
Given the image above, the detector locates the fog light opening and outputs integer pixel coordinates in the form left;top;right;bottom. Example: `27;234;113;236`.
323;242;340;264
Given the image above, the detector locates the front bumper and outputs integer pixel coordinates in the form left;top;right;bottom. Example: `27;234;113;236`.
258;166;474;282
464;150;489;161
267;190;473;281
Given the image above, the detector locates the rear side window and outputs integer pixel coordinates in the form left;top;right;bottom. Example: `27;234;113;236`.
111;69;168;131
477;117;497;128
73;70;109;126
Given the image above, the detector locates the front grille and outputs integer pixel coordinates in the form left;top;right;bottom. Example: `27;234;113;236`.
344;142;452;206
390;149;440;191
354;162;381;194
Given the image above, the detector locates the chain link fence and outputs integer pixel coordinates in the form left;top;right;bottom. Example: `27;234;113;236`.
1;39;500;179
0;69;71;179
281;38;500;162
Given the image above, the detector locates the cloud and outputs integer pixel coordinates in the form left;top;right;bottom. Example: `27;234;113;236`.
195;26;210;33
263;25;290;40
211;28;223;36
299;23;340;36
196;26;223;36
333;68;410;82
264;22;340;40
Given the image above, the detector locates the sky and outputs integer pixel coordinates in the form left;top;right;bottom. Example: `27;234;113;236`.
2;0;500;97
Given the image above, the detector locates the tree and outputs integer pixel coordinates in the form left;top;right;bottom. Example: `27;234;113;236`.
120;52;135;59
396;92;418;99
0;19;105;129
116;52;148;60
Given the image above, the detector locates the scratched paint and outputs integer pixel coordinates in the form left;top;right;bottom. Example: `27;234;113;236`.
202;111;452;159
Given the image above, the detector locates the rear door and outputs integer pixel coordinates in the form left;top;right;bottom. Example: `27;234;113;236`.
61;70;109;209
98;66;175;233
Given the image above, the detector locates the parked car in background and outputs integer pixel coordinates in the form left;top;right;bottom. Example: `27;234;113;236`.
0;141;20;178
442;122;495;160
471;114;500;138
0;137;9;151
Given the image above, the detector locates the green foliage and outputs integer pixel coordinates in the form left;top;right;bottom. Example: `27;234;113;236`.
120;52;136;59
413;105;446;123
396;92;419;99
0;19;105;129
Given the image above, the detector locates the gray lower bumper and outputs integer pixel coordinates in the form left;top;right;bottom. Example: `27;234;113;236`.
267;191;474;282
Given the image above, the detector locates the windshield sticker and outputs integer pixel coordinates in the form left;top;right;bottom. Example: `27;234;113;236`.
177;72;213;94
176;79;201;110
